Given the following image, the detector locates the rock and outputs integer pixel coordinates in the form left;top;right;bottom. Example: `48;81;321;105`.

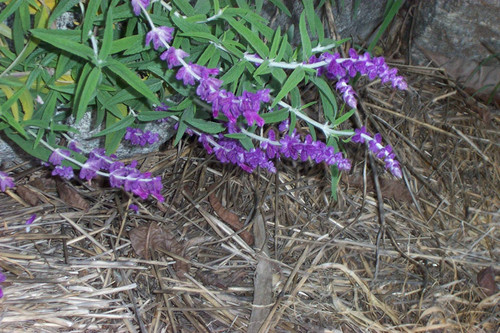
261;0;389;46
411;0;500;66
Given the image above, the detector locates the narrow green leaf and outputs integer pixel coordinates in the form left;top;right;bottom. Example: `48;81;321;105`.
368;0;404;52
48;0;80;26
110;35;144;54
0;0;22;25
271;67;305;107
13;9;25;55
30;28;95;61
224;16;268;58
174;105;194;145
267;0;291;16
220;61;246;85
185;118;225;134
299;12;311;60
334;108;355;126
224;133;254;150
92;114;135;137
261;109;289;124
75;67;101;123
72;63;93;118
4;127;50;161
99;5;114;61
105;59;160;104
137;111;175;122
269;27;281;59
173;0;195;16
81;0;100;42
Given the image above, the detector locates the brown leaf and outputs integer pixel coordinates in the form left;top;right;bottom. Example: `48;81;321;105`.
345;174;412;203
477;266;499;297
208;186;254;245
56;180;89;210
129;223;191;279
16;185;40;206
30;177;56;191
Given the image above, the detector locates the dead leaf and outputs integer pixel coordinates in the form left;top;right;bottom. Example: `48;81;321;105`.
56;180;89;210
208;186;254;245
477;266;499;297
16;185;40;206
129;223;191;279
345;173;412;203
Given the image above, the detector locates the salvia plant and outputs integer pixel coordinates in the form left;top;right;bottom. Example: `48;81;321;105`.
0;0;407;210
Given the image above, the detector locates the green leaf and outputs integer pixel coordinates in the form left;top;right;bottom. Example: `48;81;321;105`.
173;0;195;16
81;0;100;42
271;67;305;107
261;109;289;124
110;35;144;54
99;5;114;61
368;0;404;52
104;114;127;154
30;28;95;61
267;0;291;16
178;31;220;43
220;61;246;85
105;59;160;104
334;108;355;126
48;0;80;26
75;66;101;123
4;127;50;161
0;0;23;25
185;118;225;134
224;133;254;151
299;12;311;60
92;114;135;137
174;105;194;145
137;111;175;122
224;16;268;58
269;26;281;59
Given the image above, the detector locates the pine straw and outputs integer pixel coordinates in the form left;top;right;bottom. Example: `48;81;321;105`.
0;66;499;332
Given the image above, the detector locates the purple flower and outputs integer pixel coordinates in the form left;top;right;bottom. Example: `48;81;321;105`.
131;0;150;16
260;130;280;159
109;162;164;202
26;214;37;232
124;127;159;146
197;77;223;103
49;149;71;166
176;63;200;85
0;270;6;298
89;148;116;171
0;171;15;192
279;131;301;159
146;26;174;50
352;127;402;178
26;214;36;225
160;47;189;69
351;126;369;143
52;165;74;179
129;204;139;213
80;158;101;181
68;140;82;153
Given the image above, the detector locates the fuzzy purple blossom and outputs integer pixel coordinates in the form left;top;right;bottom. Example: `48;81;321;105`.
0;171;15;192
109;161;164;202
351;126;402;178
131;0;149;16
49;149;71;166
146;26;174;50
0;270;5;298
129;204;139;213
160;47;189;69
52;165;74;179
124;127;159;146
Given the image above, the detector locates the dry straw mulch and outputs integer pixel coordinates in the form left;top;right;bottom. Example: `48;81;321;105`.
1;67;499;332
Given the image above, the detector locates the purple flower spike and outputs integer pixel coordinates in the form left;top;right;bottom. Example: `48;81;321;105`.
49;149;71;166
125;127;159;146
52;165;74;179
146;26;174;50
160;47;189;69
0;171;15;192
0;270;6;298
352;127;402;178
80;158;101;181
131;0;150;16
